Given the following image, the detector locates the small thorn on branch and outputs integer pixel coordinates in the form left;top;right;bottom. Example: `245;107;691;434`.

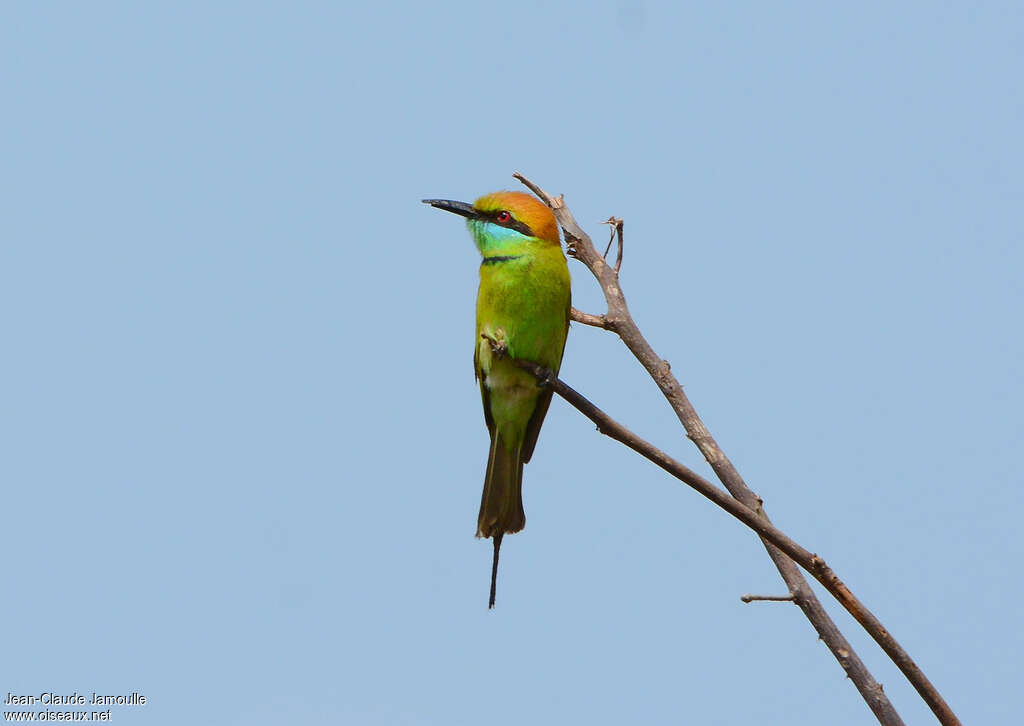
741;593;796;604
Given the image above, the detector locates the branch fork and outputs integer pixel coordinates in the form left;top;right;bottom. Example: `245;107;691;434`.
510;171;960;726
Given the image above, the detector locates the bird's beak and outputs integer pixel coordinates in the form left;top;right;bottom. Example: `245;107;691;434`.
422;199;479;219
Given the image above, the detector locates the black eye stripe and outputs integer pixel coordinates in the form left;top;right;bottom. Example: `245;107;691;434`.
486;210;534;237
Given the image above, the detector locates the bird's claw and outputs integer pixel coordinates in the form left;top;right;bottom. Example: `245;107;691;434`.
481;332;507;359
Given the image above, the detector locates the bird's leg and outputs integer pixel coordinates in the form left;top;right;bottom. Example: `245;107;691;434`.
533;366;555;388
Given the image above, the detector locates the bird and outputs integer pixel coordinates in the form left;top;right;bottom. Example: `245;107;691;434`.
423;191;571;608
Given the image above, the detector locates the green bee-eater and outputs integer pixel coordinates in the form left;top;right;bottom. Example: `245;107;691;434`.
424;191;571;608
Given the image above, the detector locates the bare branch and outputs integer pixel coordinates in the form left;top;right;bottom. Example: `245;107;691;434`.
741;594;796;603
516;357;913;721
570;307;609;329
514;173;960;726
512;172;551;206
602;216;624;273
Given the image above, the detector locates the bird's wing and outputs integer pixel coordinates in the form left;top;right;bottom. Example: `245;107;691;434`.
475;342;495;436
521;298;569;463
519;388;553;463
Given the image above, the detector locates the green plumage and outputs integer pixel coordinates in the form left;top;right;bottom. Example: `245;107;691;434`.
474;246;570;537
424;190;570;607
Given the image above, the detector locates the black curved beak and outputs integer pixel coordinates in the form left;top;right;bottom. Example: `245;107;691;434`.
422;199;479;219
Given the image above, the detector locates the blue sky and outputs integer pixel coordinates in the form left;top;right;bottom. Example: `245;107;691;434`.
2;2;1021;724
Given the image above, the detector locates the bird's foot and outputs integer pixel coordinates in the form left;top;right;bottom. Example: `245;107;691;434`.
481;331;507;359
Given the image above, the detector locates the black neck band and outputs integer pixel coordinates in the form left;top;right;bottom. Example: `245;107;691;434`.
481;255;523;265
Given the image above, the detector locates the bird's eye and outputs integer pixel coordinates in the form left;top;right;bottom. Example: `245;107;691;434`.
496;210;511;224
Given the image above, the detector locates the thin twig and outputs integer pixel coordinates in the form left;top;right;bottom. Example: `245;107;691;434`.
741;594;796;603
513;172;959;726
570;307;609;329
602;216;624;273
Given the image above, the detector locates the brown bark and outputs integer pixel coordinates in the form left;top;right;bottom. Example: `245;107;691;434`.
510;172;960;726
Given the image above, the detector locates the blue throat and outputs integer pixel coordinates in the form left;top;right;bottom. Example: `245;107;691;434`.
467;219;532;257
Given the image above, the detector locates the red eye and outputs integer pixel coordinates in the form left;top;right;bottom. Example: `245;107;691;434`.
496;210;511;224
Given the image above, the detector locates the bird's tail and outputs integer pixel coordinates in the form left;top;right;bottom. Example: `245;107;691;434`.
478;429;524;608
